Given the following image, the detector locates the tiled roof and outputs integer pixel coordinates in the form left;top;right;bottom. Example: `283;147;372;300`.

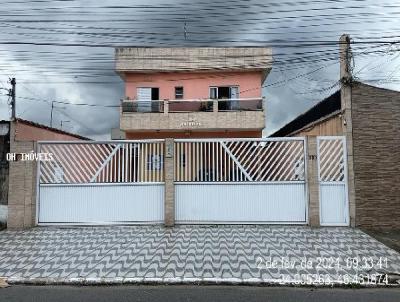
14;118;90;140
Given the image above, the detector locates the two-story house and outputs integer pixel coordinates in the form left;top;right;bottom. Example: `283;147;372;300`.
115;47;272;139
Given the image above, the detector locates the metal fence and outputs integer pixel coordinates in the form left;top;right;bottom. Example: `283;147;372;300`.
37;140;166;225
121;98;263;113
39;140;165;184
317;136;348;226
318;138;345;182
35;136;349;226
174;137;308;224
174;138;306;182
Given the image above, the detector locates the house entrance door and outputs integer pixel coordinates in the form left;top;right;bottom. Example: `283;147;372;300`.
137;87;152;112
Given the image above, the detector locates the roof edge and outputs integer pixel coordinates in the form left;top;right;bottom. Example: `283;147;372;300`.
15;118;90;140
285;110;342;137
269;90;341;137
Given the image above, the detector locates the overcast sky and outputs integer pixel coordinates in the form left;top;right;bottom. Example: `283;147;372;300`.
0;0;399;139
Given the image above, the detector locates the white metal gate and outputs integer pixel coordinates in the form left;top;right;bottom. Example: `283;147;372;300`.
317;136;349;226
174;138;307;224
37;140;165;225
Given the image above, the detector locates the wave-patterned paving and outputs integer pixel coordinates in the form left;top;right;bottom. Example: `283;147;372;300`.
0;226;399;285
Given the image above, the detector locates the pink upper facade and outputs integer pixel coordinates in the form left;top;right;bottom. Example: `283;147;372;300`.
116;47;272;101
124;71;263;100
116;47;272;138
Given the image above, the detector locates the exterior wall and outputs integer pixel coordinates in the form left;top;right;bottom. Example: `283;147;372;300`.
126;130;262;140
351;82;400;230
7;140;36;229
7;121;84;228
0;123;10;227
124;71;263;100
306;136;320;227
120;110;265;134
0;124;10;206
115;47;272;75
164;139;174;226
293;115;343;137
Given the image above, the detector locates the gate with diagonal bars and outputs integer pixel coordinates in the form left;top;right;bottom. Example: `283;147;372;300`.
174;137;308;224
317;136;349;226
36;136;348;225
37;140;165;225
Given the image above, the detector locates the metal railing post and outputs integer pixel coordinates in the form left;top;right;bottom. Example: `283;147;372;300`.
164;100;169;115
213;99;218;112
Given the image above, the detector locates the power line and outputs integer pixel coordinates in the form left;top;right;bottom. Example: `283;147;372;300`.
1;39;400;48
17;83;113;135
18;95;119;108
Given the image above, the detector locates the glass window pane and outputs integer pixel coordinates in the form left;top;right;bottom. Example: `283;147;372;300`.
175;86;184;99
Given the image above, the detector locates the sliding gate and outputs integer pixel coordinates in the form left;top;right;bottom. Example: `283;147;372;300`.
174;138;307;224
37;140;165;225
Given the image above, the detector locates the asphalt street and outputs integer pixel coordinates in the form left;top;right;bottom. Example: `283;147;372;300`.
0;285;400;302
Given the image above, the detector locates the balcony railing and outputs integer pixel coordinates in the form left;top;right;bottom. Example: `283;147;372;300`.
121;98;263;114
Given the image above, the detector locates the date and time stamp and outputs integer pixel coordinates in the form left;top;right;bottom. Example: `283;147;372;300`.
256;256;392;285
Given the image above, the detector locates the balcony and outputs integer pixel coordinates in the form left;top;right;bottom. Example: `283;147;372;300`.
120;98;265;132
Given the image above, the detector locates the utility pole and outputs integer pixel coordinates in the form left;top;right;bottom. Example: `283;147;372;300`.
339;34;352;87
339;34;352;126
10;78;16;120
339;33;355;227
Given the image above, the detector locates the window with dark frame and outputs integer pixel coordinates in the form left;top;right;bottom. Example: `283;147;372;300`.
209;86;239;99
175;86;184;99
209;86;240;110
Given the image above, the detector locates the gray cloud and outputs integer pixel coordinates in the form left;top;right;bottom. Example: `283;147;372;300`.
0;0;399;138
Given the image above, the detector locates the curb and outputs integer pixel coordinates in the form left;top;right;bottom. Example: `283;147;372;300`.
4;277;399;287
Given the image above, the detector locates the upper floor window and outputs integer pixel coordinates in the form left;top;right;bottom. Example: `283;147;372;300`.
209;86;239;99
175;86;184;99
210;86;240;110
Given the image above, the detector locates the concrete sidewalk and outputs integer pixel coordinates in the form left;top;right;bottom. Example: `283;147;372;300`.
0;226;399;286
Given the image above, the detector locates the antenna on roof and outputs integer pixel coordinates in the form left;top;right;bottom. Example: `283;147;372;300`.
184;17;187;41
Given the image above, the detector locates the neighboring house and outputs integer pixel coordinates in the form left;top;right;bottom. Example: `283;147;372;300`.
115;47;272;139
270;81;400;230
11;118;88;141
5;118;88;228
270;90;342;137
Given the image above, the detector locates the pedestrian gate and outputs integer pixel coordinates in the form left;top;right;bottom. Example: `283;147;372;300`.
317;136;349;226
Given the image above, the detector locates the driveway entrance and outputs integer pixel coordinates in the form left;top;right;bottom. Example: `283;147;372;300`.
0;226;399;285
